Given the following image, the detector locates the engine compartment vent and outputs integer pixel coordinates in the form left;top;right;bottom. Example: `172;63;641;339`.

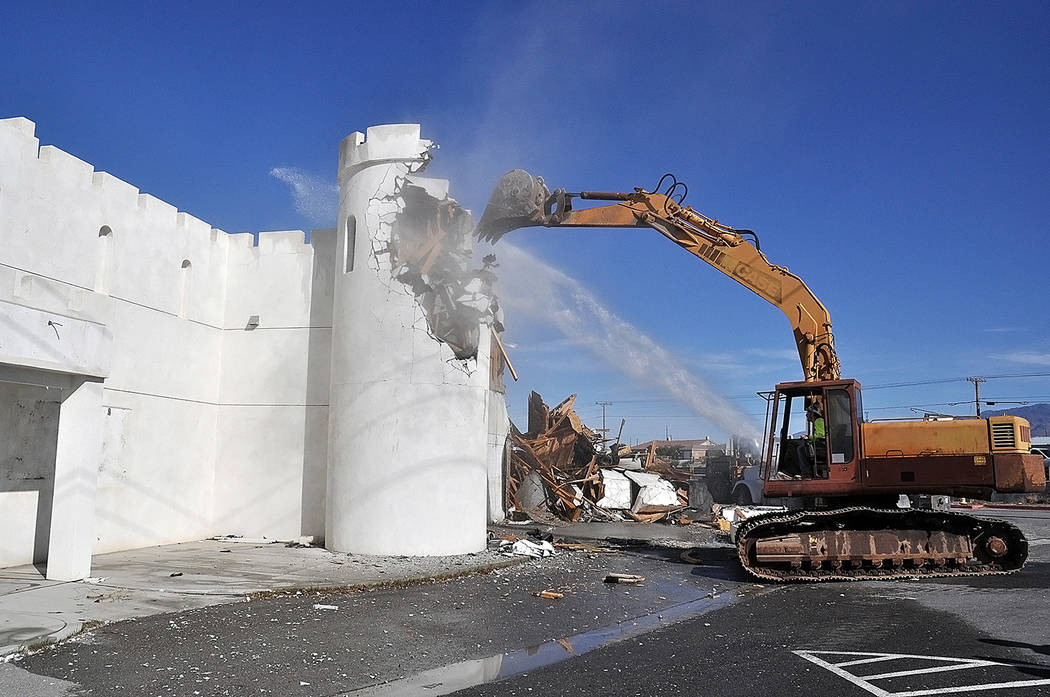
991;422;1016;449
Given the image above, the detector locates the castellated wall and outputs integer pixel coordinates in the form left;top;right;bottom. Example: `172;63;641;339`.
0;117;333;568
213;228;334;541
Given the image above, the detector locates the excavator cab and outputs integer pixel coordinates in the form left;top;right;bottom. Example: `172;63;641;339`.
763;379;863;499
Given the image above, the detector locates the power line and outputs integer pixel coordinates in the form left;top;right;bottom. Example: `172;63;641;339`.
584;373;1050;407
576;374;1050;424
582;397;1050;421
865;371;1050;390
982;371;1050;380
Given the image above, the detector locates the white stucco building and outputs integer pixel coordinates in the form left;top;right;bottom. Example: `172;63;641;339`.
0;117;509;581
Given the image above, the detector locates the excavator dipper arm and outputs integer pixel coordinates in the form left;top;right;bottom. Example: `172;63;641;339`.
476;170;840;381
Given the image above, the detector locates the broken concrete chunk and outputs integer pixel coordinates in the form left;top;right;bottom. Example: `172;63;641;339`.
499;539;556;558
596;469;632;510
516;470;549;511
621;470;667;488
624;470;680;513
721;505;788;541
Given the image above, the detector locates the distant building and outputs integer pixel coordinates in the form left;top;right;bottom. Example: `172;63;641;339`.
633;437;722;462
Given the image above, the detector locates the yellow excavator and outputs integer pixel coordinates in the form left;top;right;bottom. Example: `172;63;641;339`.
477;170;1045;581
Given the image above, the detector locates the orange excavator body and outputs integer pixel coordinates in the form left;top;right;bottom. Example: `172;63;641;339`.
477;169;1043;580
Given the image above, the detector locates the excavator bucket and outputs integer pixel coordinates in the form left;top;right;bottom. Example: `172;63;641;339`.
474;169;550;243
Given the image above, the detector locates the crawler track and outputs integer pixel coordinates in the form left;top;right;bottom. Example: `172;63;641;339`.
736;507;1028;582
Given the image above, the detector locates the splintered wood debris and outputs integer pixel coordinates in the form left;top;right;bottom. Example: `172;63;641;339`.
506;391;691;524
391;182;503;360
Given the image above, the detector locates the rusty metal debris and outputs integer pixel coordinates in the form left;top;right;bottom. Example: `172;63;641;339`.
506;392;692;524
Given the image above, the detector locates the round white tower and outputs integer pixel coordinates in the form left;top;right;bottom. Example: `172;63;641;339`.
326;124;490;556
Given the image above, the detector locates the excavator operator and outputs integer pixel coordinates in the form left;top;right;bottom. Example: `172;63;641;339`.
805;401;827;478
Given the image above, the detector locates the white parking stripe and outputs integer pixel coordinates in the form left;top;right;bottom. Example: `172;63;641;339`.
835;655;919;668
828;652;987;668
863;661;1003;680
795;652;891;696
895;677;1050;696
795;650;1050;696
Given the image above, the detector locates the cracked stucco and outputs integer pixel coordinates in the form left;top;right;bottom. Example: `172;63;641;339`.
358;150;501;367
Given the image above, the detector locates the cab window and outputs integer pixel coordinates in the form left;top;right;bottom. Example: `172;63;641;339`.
826;388;854;464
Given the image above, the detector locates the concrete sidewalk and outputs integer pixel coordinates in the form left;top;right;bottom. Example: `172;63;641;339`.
0;537;517;659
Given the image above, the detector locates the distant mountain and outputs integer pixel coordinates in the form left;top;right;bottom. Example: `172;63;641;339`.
983;403;1050;438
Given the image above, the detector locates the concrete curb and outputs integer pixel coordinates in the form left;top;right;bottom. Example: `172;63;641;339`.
245;556;529;600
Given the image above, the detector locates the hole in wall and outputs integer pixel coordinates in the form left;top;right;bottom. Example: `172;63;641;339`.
391;185;501;360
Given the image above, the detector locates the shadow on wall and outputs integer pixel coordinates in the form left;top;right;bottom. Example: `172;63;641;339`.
0;382;61;569
302;228;336;538
332;378;489;506
207;228;337;541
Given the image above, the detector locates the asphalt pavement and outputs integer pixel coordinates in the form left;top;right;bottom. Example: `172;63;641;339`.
5;509;1049;697
461;507;1050;697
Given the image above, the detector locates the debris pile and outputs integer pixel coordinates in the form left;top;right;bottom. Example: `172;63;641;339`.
506;392;689;523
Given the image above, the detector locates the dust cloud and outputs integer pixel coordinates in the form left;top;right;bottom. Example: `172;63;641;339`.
390;183;501;360
267;161;758;439
269;167;338;225
495;242;760;439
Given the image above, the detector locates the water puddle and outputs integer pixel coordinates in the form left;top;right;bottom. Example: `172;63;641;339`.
341;591;736;696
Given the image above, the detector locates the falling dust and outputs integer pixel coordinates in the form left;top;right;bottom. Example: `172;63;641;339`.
494;242;760;440
269;167;338;225
267;162;758;438
387;181;502;360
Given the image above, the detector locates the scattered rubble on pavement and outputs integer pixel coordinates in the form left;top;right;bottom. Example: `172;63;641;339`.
534;589;564;599
603;573;645;584
499;539;557;558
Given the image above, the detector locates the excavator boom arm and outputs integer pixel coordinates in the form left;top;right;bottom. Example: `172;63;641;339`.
476;170;840;381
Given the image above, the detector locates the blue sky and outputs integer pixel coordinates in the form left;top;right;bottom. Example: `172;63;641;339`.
4;2;1048;442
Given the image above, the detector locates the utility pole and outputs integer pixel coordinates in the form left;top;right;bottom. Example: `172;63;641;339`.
595;400;612;436
967;376;986;417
